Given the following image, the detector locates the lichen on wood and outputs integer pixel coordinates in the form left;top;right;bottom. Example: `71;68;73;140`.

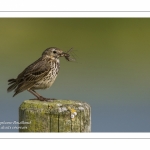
19;99;91;132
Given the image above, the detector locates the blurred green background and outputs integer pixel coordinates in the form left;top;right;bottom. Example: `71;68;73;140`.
0;18;150;132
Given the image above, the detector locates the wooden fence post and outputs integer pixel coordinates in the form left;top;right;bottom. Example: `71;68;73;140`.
19;100;91;132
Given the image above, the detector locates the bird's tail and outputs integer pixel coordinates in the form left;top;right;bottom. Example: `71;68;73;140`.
7;78;17;92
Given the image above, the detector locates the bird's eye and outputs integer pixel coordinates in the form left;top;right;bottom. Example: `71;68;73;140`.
53;51;57;54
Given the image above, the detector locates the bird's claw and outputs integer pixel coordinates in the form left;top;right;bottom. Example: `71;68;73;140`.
30;97;56;102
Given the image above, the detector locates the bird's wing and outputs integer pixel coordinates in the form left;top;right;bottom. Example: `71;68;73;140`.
23;58;51;82
14;57;52;95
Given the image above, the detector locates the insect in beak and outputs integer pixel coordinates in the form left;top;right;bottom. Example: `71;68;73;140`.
62;48;75;61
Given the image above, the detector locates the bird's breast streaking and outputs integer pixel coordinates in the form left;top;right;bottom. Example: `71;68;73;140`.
31;58;59;90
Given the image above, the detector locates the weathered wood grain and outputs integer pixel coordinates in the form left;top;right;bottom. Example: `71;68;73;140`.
19;100;91;132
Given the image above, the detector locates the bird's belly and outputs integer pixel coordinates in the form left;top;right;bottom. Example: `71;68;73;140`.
32;76;57;90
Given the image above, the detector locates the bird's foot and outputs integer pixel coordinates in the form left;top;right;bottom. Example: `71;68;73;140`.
30;96;57;102
41;97;57;102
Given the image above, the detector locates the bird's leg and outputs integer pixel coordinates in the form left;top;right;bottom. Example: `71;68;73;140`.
27;89;56;101
27;89;44;100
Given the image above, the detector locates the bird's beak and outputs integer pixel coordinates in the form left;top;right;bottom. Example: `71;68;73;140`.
61;52;70;57
60;51;68;57
57;50;63;57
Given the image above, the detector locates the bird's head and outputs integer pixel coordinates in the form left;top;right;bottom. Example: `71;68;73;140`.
42;47;75;61
42;47;64;59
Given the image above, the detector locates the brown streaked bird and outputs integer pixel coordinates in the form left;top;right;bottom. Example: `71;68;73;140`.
7;47;73;101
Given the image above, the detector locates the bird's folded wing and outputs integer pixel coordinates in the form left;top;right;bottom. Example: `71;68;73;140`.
15;58;51;92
